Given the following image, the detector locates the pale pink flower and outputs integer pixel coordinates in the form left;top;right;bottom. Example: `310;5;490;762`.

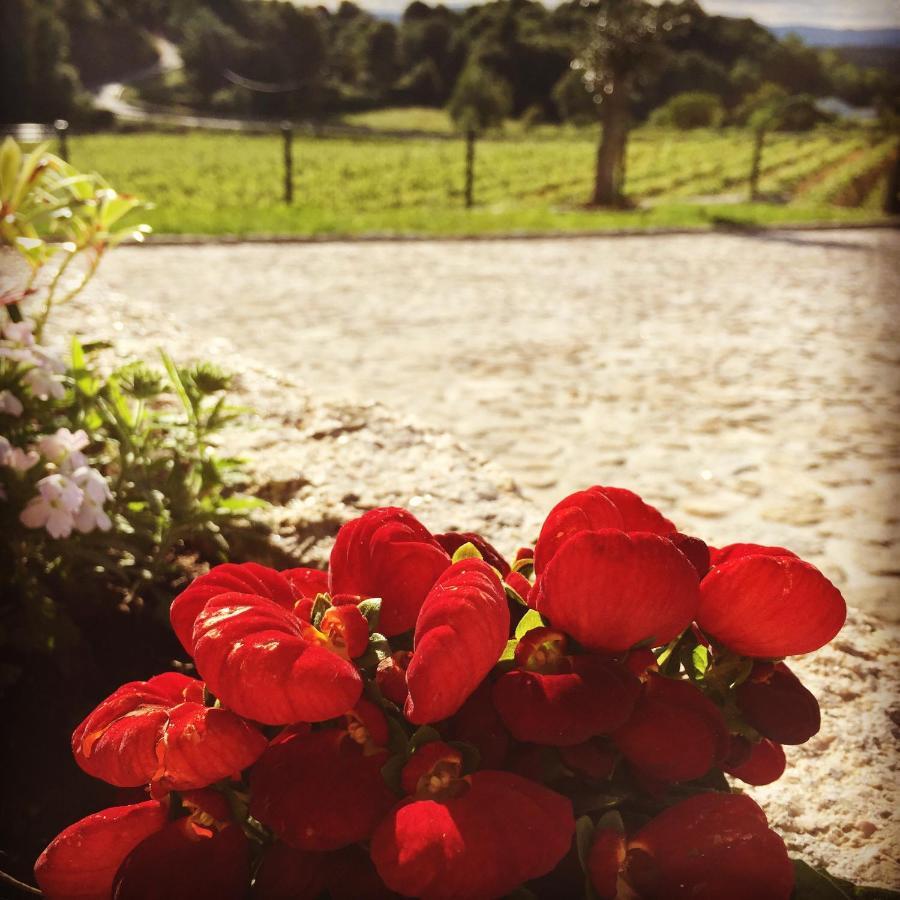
0;389;23;416
23;365;65;400
72;466;113;533
20;473;84;539
0;436;38;471
38;428;89;471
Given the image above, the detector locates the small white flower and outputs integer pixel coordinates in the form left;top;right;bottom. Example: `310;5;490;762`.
20;472;84;539
39;427;89;470
1;320;35;346
71;466;113;533
24;366;65;400
32;346;66;374
0;436;38;471
0;389;23;416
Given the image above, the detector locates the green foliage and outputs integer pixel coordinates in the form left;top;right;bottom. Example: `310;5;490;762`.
447;63;512;134
0;140;260;681
61;126;895;237
649;91;725;130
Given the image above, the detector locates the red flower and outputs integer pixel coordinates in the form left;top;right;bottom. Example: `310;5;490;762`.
110;815;250;900
559;739;618;780
667;532;710;578
709;543;797;566
533;487;623;574
724;737;786;786
281;566;329;599
435;531;511;575
534;486;675;574
72;672;266;796
698;553;846;657
589;793;794;900
613;674;729;783
533;530;700;652
170;563;296;653
249;727;395;852
371;750;574;900
375;650;412;707
252;843;327;899
735;662;820;745
35;800;168;900
190;591;363;724
405;559;510;724
444;681;510;770
329;507;452;636
493;628;639;746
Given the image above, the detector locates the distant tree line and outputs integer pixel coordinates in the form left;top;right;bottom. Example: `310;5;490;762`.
2;0;899;126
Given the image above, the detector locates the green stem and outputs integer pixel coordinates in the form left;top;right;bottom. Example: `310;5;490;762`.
34;251;76;339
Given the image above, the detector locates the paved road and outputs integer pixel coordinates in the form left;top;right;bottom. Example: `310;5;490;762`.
67;228;900;621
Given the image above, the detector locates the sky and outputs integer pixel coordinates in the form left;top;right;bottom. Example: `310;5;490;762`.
700;0;900;30
319;0;900;29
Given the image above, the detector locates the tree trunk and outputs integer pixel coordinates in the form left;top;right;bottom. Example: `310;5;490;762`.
749;127;766;201
592;86;629;207
464;129;476;209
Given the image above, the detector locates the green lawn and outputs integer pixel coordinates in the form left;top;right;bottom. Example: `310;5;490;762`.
65;125;896;237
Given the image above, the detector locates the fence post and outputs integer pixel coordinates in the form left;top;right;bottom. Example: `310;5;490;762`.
464;129;475;209
748;126;765;201
54;119;69;162
281;121;293;205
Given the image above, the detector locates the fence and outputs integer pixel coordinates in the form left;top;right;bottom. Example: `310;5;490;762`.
4;120;896;229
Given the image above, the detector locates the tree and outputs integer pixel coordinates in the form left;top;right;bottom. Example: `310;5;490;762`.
574;0;691;207
448;62;511;207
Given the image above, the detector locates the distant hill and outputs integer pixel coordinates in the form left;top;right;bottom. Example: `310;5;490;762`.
769;25;900;48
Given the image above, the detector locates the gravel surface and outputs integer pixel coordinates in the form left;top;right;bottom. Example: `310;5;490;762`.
23;228;900;888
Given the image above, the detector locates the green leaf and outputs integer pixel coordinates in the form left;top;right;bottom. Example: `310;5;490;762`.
358;597;382;633
515;608;545;640
381;754;405;795
792;860;900;899
689;644;710;679
575;815;595;870
309;593;331;628
355;632;391;669
159;349;195;422
499;638;518;661
408;725;442;754
504;581;529;607
451;541;483;564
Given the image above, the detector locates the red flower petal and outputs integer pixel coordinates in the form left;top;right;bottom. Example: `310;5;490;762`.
371;771;574;900
325;845;402;900
280;566;329;599
587;828;627;900
191;592;362;724
34;801;167;900
405;559;510;724
736;662;820;744
613;674;729;783
559;739;618;780
533;487;623;574
375;651;412;707
252;843;327;900
698;555;846;657
170;563;295;652
400;741;464;797
725;738;787;786
329;507;451;636
624;793;794;900
435;531;511;575
320;604;370;659
600;487;676;534
709;543;797;567
249;728;396;852
493;656;640;746
444;681;510;770
667;532;711;578
533;530;700;652
112;818;250;900
72;673;266;793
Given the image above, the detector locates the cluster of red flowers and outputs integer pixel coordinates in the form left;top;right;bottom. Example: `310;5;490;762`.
35;485;846;900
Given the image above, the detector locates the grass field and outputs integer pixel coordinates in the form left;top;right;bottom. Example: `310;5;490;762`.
65;121;897;237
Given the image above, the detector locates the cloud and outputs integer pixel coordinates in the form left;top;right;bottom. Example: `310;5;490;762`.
699;0;900;29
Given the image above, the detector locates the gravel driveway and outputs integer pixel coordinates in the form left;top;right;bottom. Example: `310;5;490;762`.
76;228;900;622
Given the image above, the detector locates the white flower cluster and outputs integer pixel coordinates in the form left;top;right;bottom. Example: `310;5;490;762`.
0;319;66;403
2;429;113;539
